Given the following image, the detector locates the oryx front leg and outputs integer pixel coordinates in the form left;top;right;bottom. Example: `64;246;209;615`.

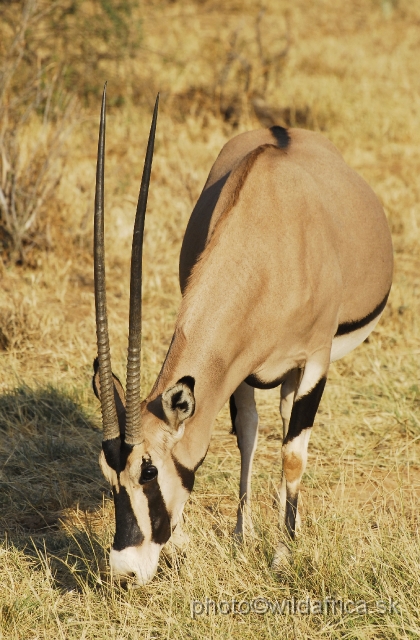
231;382;259;539
273;371;327;572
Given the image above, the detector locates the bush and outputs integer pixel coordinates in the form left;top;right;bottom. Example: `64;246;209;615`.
0;0;141;263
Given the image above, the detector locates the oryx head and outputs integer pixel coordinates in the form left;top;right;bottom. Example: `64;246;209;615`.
92;87;196;585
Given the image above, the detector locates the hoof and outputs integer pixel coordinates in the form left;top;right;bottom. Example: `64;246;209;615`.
233;510;256;541
232;529;244;543
232;524;256;543
271;542;292;574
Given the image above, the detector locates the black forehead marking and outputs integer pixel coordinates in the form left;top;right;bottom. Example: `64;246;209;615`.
102;438;133;473
171;452;207;493
142;477;171;545
112;485;144;551
102;437;121;472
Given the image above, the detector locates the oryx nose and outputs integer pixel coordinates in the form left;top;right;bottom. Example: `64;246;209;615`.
109;545;161;586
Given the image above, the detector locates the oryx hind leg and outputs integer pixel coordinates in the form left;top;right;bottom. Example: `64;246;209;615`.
231;381;259;539
276;368;301;525
273;362;327;572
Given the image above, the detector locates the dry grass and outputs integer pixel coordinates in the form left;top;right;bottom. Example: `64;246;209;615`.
0;0;420;637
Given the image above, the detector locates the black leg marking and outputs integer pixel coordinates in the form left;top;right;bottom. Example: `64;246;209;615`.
285;490;298;540
282;376;327;541
335;290;390;336
285;377;327;443
112;485;144;550
229;394;237;435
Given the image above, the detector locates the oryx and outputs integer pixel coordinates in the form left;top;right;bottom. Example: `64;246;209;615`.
93;87;393;585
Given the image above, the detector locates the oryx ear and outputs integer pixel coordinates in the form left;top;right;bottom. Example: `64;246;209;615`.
92;357;126;437
162;376;195;432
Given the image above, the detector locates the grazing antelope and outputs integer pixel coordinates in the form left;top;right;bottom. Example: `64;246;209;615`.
93;87;393;585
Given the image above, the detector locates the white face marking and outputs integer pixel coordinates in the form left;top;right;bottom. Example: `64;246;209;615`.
100;441;192;585
110;542;162;586
330;313;383;363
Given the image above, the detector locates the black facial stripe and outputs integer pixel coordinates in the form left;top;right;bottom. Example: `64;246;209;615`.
245;367;295;390
142;478;171;545
285;376;327;443
269;126;290;149
112;485;144;551
335;290;390;337
172;453;207;493
229;394;237;435
102;438;133;473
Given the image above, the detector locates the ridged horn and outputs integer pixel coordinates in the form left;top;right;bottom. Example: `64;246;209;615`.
94;84;120;442
124;94;159;446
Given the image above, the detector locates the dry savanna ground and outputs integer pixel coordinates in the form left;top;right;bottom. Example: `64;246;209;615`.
0;0;420;638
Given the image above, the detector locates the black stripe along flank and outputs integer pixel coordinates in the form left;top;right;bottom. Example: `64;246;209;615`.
244;368;295;390
335;290;390;337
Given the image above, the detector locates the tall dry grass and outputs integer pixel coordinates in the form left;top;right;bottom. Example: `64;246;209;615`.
0;0;420;638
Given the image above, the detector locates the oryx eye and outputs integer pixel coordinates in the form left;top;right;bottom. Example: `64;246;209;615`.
140;465;158;484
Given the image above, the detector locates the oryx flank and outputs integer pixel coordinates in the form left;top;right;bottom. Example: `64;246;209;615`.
93;87;393;585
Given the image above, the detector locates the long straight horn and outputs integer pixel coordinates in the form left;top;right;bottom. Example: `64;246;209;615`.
125;95;159;446
94;84;120;442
